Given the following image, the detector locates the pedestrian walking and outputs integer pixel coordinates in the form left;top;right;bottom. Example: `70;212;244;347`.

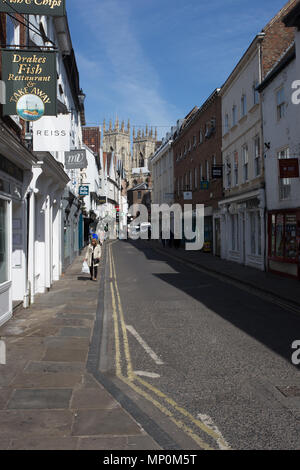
84;234;101;281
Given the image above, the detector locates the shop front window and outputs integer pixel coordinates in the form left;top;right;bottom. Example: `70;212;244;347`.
250;212;256;255
271;212;297;260
285;214;297;260
275;214;284;257
0;199;8;284
271;214;276;257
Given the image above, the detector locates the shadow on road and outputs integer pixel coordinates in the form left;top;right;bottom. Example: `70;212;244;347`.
122;239;300;366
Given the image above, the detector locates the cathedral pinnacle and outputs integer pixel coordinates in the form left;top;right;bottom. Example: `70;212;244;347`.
103;119;106;132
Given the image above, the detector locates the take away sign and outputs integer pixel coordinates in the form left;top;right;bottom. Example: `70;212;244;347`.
0;0;66;16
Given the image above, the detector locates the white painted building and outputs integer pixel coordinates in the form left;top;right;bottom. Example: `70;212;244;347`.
150;128;175;206
0;10;87;326
219;34;266;271
259;39;300;279
29;13;86;269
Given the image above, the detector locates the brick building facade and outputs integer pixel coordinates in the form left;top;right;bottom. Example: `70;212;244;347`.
173;89;222;253
82;126;101;159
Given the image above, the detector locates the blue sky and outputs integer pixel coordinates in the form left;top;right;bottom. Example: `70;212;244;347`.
68;0;288;137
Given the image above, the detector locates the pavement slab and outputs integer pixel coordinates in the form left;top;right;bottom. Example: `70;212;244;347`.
0;253;159;450
77;436;130;450
0;410;73;438
9;437;79;450
70;386;119;410
7;388;73;410
72;409;143;437
11;372;83;389
58;327;91;338
0;387;13;409
24;361;86;374
43;347;88;363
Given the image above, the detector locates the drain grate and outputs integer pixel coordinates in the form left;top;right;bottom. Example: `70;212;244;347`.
276;386;300;397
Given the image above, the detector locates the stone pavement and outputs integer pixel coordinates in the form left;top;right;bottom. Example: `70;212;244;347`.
147;241;300;308
0;253;160;450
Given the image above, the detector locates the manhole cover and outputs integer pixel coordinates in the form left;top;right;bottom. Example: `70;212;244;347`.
276;386;300;397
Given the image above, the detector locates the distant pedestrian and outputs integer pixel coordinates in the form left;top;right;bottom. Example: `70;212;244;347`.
84;234;101;281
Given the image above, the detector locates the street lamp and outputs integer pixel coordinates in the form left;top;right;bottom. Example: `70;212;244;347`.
78;89;86;106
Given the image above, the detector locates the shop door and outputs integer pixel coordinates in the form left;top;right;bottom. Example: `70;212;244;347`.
297;216;300;280
215;219;221;257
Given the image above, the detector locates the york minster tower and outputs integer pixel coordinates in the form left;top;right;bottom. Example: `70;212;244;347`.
102;118;131;177
102;118;157;187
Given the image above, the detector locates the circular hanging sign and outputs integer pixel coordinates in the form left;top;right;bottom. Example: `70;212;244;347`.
16;94;45;121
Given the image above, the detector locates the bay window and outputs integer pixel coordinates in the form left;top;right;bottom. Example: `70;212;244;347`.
0;199;8;285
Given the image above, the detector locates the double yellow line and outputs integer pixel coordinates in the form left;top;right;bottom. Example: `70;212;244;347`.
108;244;230;451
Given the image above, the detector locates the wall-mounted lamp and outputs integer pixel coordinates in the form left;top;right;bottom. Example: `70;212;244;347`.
78;89;86;106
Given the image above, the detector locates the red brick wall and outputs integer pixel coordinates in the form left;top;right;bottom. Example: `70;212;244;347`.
262;0;297;78
173;92;223;210
82;127;101;156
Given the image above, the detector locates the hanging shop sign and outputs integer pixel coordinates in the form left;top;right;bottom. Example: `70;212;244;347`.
65;149;88;169
200;181;209;190
279;158;299;179
0;0;66;16
211;165;223;179
2;50;57;121
79;185;89;196
32;115;71;151
183;191;193;200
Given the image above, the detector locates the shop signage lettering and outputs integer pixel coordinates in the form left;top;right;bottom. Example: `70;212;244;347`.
211;166;223;179
79;185;89;196
0;0;65;16
32;115;71;151
279;158;299;179
2;50;57;121
65;150;88;169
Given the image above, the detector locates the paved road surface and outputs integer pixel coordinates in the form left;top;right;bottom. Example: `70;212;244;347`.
102;240;300;450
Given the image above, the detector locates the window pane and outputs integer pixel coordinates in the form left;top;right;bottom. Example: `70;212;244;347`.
285;214;297;259
250;213;256;254
231;215;235;250
275;214;284;257
0;199;8;284
257;213;262;255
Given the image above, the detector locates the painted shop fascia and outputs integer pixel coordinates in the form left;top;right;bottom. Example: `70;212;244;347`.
0;119;38;327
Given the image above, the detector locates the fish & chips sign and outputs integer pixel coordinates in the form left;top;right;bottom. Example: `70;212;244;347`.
2;50;57;121
0;0;65;16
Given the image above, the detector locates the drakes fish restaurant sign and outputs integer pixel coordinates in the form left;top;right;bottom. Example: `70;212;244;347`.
2;50;57;121
0;0;65;16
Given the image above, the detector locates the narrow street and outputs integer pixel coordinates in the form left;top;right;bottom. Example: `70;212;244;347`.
102;240;300;450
